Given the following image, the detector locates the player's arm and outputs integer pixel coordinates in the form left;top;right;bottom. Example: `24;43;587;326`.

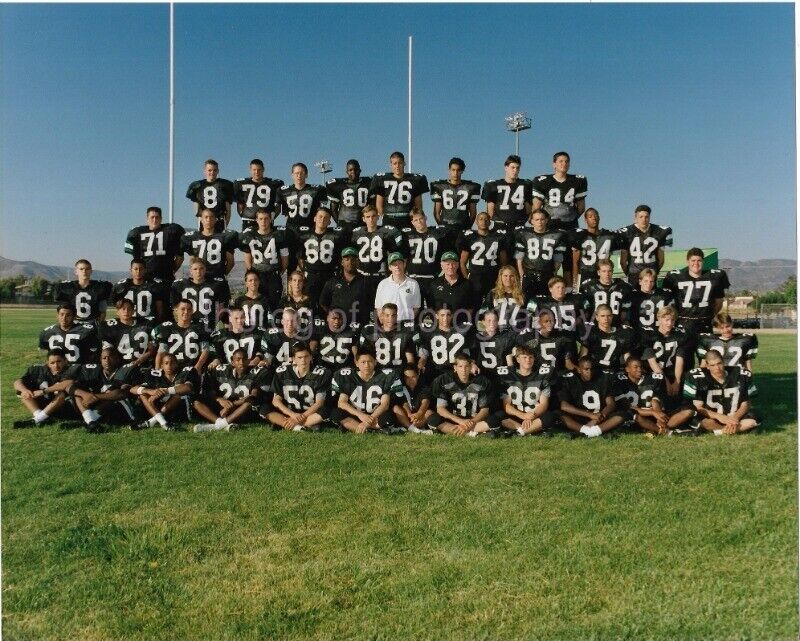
531;196;544;213
467;201;477;226
433;201;443;225
571;245;581;285
375;194;384;216
575;198;586;216
224;251;234;275
436;399;468;426
560;397;595;420
671;356;685;394
713;297;724;315
194;349;210;374
620;248;629;274
656;248;665;272
337;392;371;423
133;342;157;368
412;194;423;213
502;397;529;421
14;377;37;399
459;250;470;279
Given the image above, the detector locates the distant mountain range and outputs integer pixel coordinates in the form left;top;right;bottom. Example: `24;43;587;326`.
0;255;795;294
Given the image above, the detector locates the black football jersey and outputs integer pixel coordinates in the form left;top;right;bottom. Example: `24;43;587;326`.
431;371;492;418
312;318;360;368
98;318;153;363
125;223;185;281
559;370;614;412
111;278;167;321
429;179;481;229
497;364;553;412
270;363;332;411
683;365;755;414
269;296;316;332
181;229;238;278
359;322;420;370
238;227;291;273
458;228;507;274
369;172;429;227
526;294;589;335
74;362;138;393
580;278;635;321
351;225;404;276
581;324;637;371
531;173;588;224
696;333;758;368
514;225;569;274
20;362;81;392
53;280;113;322
209;327;267;364
419;324;475;368
326;177;372;225
480;292;528;332
629;288;675;333
662;268;731;322
186;178;234;220
401;381;432;413
277;183;327;229
403;226;455;279
137;365;200;397
263;328;304;368
204;364;268;401
617;224;673;273
170;277;230;328
233;177;284;220
233;294;270;330
640;328;690;373
151;321;210;366
481;179;533;227
571;228;622;280
39;322;99;364
331;367;404;412
473;329;519;373
298;227;345;273
517;328;576;375
613;371;666;410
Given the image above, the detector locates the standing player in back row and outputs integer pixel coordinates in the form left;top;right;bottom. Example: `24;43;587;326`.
125;206;184;283
277;162;328;233
233;158;284;232
325;159;372;241
617;204;673;285
186;159;234;232
370;151;429;229
531;151;588;232
482;154;533;229
430;157;481;232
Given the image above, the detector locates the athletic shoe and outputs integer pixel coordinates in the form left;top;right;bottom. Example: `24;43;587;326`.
13;418;40;428
86;421;104;434
129;421;149;431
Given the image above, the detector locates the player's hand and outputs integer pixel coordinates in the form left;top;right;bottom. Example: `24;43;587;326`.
152;388;166;399
208;359;220;370
356;421;370;434
454;424;468;436
521;419;532;431
282;416;295;430
470;363;480;375
20;390;34;400
590;412;603;423
248;357;260;367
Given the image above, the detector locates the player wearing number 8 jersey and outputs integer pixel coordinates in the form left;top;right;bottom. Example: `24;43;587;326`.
152;299;210;372
617;205;673;284
370;151;429;229
53;259;113;323
266;342;332;431
186;159;234;232
559;356;626;437
233;159;284;232
125;206;184;283
531;151;588;232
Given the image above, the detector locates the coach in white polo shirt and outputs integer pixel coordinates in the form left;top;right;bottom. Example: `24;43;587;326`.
374;252;422;322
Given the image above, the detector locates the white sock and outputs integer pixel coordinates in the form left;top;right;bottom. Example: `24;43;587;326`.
146;416;159;427
579;425;592;436
82;409;96;424
33;410;49;423
713;429;724;436
292;424;304;432
589;425;603;438
215;417;229;428
154;413;168;427
516;427;526;436
467;430;478;437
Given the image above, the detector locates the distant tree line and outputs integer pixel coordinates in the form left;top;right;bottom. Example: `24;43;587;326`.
749;276;796;308
0;276;51;303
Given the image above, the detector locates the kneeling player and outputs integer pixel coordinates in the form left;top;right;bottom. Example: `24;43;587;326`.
129;352;200;430
13;349;79;427
613;356;694;436
192;348;267;432
393;364;434;434
683;350;759;435
427;352;497;436
496;344;557;436
331;347;404;434
559;356;625;437
267;342;332;431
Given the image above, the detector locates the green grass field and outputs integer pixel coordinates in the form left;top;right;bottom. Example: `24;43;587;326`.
2;307;797;641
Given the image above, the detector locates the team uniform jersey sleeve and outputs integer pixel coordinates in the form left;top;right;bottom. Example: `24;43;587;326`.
682;368;707;401
480;181;496;203
124;228;139;256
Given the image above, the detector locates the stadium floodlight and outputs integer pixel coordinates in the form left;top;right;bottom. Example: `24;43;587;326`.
315;160;332;185
505;112;532;156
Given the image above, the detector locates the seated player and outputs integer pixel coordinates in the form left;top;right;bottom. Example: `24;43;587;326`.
613;356;694;436
458;211;509;308
559;356;625;437
129;352;201;430
393;364;434;434
208;306;266;369
427;352;497;436
192;348;267;432
358;303;420;376
125;205;185;283
581;258;634;325
417;304;474;377
263;307;315;372
13;349;79;428
234;269;271;330
181;209;238;278
53;258;113;323
640;305;688;396
69;347;140;432
170;257;230;330
312;308;360;370
526;275;588;337
683;350;759;435
629;267;674;335
266;342;332;432
472;308;517;375
495;344;557;436
513;209;568;300
99;298;155;367
571;207;622;292
111;258;167;322
39;303;100;364
239;209;290;311
330;347;404;434
697;312;758;371
151;299;210;373
518;308;577;376
580;304;636;373
480;265;527;332
186;158;234;231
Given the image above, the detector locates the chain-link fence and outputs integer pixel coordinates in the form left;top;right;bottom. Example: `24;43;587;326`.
760;303;797;329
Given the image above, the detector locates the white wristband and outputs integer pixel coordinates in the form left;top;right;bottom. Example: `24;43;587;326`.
168;386;176;395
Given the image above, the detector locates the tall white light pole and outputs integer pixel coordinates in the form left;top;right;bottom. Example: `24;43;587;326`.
168;3;175;223
505;112;532;156
408;35;413;171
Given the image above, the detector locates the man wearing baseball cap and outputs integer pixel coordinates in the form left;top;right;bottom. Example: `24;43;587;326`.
374;252;422;322
426;251;477;327
318;247;373;325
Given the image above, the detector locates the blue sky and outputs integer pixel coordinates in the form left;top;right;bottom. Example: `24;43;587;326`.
1;3;796;271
